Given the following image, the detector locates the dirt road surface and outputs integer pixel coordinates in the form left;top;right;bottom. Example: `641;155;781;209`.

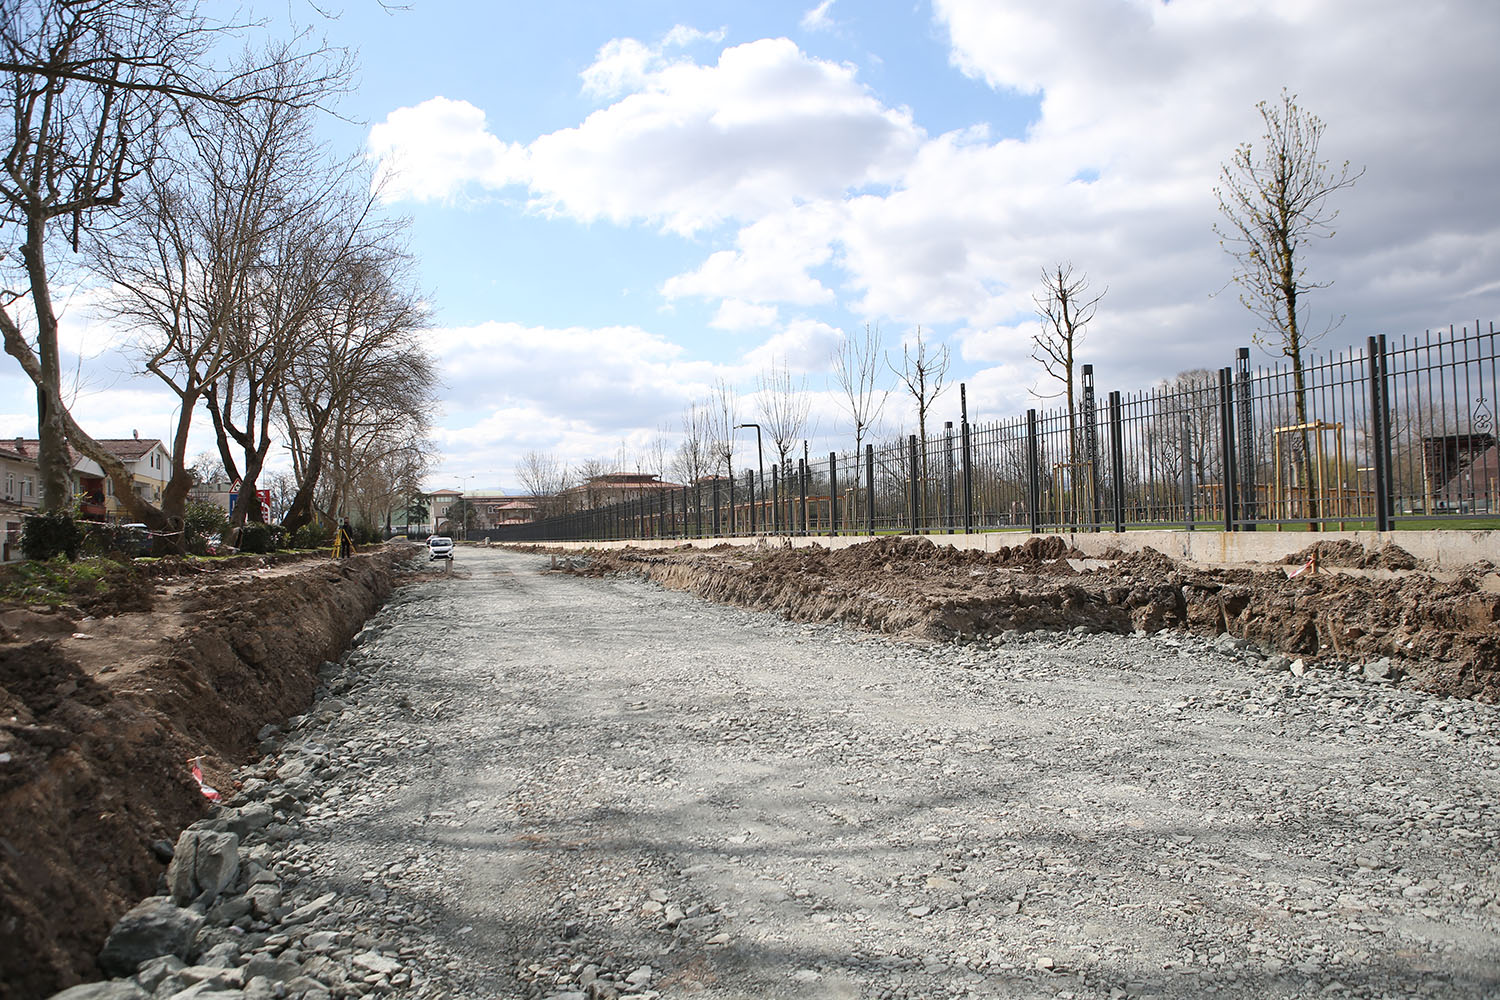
266;546;1500;1000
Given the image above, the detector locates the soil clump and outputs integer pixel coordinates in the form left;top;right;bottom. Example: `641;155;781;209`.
0;546;415;1000
567;535;1500;702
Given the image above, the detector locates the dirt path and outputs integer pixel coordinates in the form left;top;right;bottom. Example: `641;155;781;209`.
261;547;1500;1000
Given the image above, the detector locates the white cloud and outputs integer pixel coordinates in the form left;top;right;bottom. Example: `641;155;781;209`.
367;97;525;203
662;203;840;306
801;1;836;32
743;319;845;373
711;300;780;331
369;38;922;235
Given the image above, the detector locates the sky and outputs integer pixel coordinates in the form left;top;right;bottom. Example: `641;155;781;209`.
3;0;1499;496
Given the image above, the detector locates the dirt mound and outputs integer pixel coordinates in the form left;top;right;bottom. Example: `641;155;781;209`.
0;547;411;1000
1282;539;1423;571
572;538;1498;701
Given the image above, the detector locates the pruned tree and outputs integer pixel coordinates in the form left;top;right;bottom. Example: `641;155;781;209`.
756;358;810;476
1032;262;1103;446
1214;89;1362;519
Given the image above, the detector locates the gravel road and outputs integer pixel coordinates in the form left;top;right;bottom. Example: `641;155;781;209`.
226;547;1500;1000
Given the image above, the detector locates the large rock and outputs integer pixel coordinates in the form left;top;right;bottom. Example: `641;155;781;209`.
44;982;148;1000
97;897;204;977
166;829;241;906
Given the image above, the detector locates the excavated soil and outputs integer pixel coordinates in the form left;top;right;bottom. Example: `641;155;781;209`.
0;546;417;1000
566;535;1500;702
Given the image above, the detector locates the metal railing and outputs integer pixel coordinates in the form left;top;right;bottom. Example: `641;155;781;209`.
481;321;1497;543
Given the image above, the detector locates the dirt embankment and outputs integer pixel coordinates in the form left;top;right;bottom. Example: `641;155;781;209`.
0;546;414;1000
567;536;1500;701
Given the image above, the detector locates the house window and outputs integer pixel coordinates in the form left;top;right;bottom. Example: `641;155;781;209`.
22;475;34;498
3;472;11;499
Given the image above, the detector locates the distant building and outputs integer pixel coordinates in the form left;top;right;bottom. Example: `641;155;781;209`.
562;472;683;511
2;433;172;561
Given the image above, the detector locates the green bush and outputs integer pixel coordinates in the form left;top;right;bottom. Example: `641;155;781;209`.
292;521;332;550
237;521;274;553
183;499;227;553
21;511;83;561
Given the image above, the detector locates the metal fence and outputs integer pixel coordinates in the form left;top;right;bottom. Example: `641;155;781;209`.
483;321;1497;543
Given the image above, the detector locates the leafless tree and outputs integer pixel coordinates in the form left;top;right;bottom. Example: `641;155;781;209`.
278;229;433;535
889;326;951;501
706;378;738;480
0;1;343;518
1215;89;1361;517
1033;262;1103;441
91;47;342;545
757;358;810;476
516;449;571;516
670;402;712;487
831;323;889;488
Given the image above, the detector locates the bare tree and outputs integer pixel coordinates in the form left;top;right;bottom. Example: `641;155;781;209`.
831;322;889;474
757;358;810;475
0;1;342;517
91;47;342;545
515;450;570;516
670;402;712;487
706;378;738;480
278;228;433;535
889;326;951;500
1214;90;1362;519
1033;262;1103;436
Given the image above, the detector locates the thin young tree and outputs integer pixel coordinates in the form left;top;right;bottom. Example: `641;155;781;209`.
1214;89;1362;519
706;378;738;530
830;323;889;504
1033;262;1104;450
889;326;950;509
756;358;811;477
670;402;712;487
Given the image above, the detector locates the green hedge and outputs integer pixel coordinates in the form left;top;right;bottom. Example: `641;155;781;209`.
21;511;83;562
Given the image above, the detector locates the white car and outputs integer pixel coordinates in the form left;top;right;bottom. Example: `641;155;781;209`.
427;535;454;560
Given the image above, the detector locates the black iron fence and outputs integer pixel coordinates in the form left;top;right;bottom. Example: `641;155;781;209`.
483;321;1498;543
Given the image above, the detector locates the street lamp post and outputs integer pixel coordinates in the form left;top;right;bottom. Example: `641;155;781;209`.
735;423;764;533
457;474;471;541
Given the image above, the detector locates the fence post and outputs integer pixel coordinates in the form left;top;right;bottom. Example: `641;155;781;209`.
1026;410;1041;534
1181;412;1194;530
960;384;974;533
1369;335;1392;531
1218;367;1238;531
828;452;839;537
907;434;920;534
745;469;756;534
798;458;809;535
1083;365;1102;531
1236;347;1257;529
865;444;876;535
1108;392;1125;532
944;421;955;533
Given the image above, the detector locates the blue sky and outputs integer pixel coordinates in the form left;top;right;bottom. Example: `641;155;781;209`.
4;0;1499;495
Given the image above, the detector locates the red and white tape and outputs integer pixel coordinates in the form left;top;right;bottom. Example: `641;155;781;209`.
189;756;222;802
1288;555;1316;579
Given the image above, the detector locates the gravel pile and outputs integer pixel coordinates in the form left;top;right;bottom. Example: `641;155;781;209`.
52;548;1500;999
